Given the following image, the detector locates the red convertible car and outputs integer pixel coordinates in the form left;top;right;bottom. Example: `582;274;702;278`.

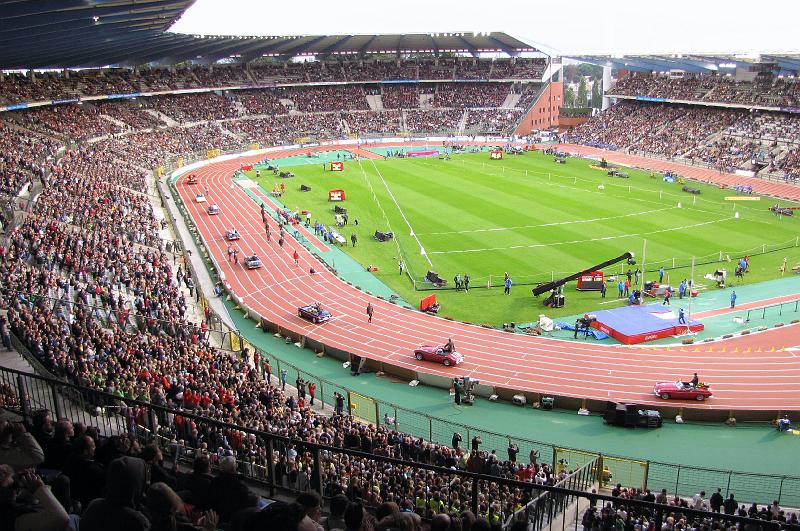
653;381;712;401
414;345;463;367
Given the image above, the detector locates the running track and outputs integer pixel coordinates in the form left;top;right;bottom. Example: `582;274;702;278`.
177;143;800;412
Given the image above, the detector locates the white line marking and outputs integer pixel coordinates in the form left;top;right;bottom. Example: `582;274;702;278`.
367;158;433;266
420;207;675;236
429;217;734;255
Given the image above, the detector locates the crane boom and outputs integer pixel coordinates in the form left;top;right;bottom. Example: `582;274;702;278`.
532;252;634;297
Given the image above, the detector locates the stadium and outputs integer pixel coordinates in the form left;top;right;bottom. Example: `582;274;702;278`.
0;1;799;530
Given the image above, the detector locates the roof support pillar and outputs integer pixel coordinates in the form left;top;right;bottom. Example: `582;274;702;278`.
602;65;613;111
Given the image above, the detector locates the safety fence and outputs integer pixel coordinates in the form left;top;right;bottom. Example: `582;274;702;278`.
246;342;800;507
2;365;792;531
409;232;799;291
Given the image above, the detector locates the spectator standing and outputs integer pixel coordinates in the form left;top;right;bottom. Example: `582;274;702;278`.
335;392;345;415
281;368;288;390
723;494;738;515
308;382;316;406
659;267;665;283
463;273;470;291
0;316;11;351
507;442;519;463
471;435;482;452
617;280;624;298
503;276;512;295
351;233;357;247
366;302;373;323
692;491;706;510
710;488;724;513
600;281;607;298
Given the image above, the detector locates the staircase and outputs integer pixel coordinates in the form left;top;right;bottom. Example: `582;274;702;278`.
279;98;295;112
501;92;521;109
98;113;128;129
457;110;469;135
419;93;434;109
231;98;247;117
366;94;384;111
144;109;178;127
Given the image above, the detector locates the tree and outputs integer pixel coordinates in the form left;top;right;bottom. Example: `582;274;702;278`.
564;85;576;108
577;77;588;107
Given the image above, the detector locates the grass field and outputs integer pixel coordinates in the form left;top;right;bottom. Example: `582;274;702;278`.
247;150;800;325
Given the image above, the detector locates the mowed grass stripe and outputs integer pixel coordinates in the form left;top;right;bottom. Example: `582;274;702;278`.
248;150;800;324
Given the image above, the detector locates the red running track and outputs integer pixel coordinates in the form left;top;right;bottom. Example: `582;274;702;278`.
177;144;800;412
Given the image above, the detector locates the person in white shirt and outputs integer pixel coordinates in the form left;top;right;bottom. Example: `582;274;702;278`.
692;491;706;510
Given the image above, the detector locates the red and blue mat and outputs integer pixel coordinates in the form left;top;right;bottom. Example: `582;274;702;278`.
591;304;704;344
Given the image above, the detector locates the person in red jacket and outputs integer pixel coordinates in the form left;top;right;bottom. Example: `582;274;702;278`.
292;249;299;266
308;382;316;406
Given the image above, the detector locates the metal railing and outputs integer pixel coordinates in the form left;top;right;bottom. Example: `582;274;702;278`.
744;300;800;322
505;456;599;530
0;365;796;531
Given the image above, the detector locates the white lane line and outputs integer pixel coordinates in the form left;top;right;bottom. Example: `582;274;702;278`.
420;207;675;236
429;217;734;255
367;158;433;266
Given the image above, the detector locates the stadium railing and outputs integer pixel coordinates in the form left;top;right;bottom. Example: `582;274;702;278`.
0;365;796;531
504;455;600;529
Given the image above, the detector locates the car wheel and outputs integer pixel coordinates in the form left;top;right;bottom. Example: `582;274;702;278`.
660;393;670;400
695;394;705;401
415;352;423;361
443;359;451;367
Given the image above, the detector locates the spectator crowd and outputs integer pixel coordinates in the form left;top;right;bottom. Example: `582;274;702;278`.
0;61;798;531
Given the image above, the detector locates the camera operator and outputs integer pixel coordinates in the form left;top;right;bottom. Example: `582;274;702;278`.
0;419;44;471
0;465;69;531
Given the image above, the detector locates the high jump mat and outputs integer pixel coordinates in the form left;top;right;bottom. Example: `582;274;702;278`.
590;304;704;345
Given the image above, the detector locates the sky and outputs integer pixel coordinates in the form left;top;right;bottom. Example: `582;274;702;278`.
170;0;800;56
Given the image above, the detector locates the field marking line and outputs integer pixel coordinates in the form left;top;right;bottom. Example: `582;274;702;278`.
354;158;408;262
367;158;433;266
429;216;735;255
419;206;675;236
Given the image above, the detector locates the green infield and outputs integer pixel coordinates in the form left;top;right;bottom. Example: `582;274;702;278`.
246;151;800;325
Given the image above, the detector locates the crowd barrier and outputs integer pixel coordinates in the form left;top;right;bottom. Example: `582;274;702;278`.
0;365;796;531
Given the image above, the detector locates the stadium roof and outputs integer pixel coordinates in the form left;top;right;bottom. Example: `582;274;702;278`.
0;0;539;69
567;54;800;76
